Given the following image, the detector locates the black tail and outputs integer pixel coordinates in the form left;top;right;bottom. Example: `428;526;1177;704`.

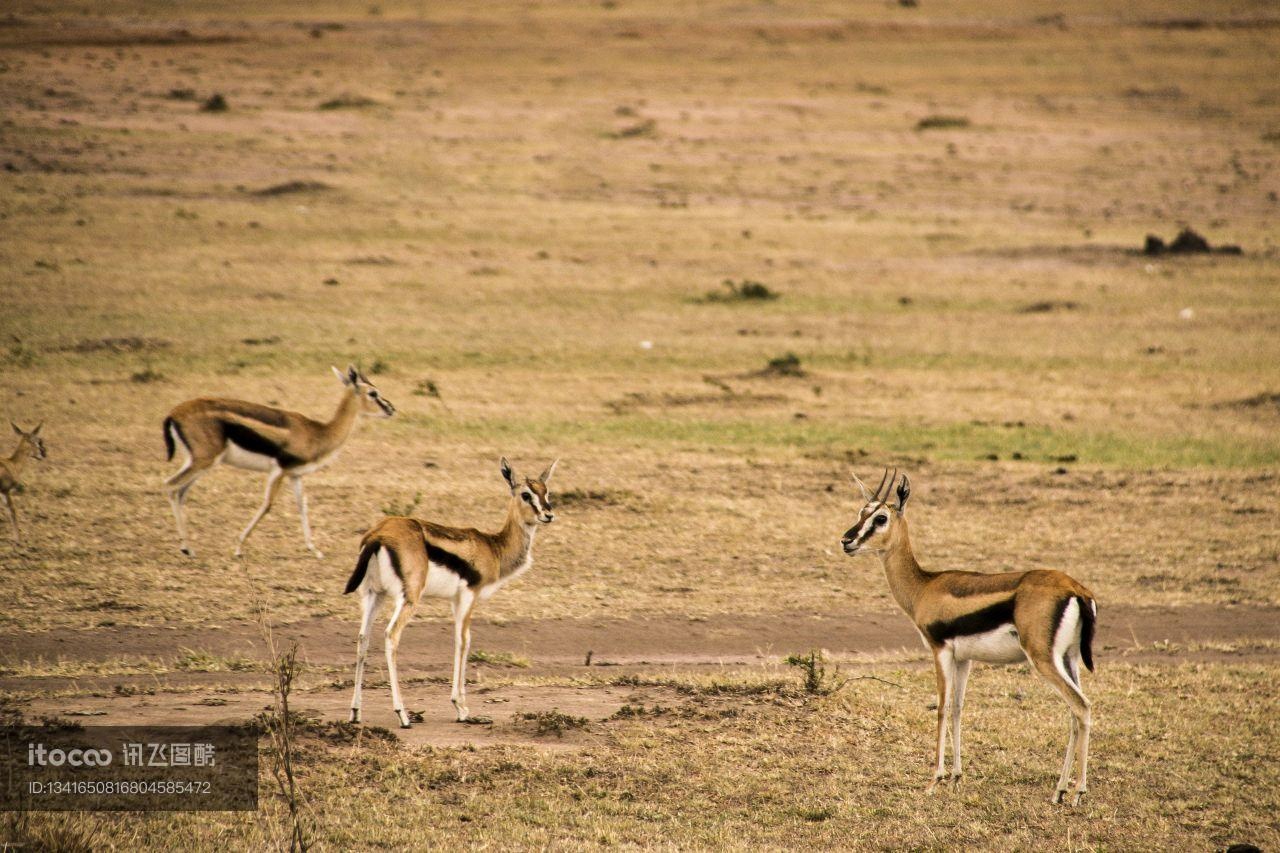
345;542;379;594
1078;596;1096;672
162;417;177;460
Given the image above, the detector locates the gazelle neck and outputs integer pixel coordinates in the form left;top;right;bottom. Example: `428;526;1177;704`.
496;497;536;577
881;515;929;615
7;439;31;473
318;388;362;455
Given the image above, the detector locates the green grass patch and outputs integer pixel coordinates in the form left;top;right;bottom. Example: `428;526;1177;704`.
397;412;1280;469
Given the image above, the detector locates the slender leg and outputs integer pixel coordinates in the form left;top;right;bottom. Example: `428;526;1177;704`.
1033;656;1092;805
165;469;208;557
384;595;415;728
927;647;953;792
450;588;477;722
3;493;18;545
1054;716;1079;802
290;476;322;559
350;589;380;723
950;658;972;783
235;466;284;557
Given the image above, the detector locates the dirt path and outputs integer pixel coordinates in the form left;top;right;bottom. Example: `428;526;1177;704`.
4;606;1276;748
4;605;1276;669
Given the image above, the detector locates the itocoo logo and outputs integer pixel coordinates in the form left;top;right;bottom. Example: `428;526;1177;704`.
28;743;113;767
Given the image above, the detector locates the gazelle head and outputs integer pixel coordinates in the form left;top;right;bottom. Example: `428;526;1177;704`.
11;421;46;460
501;457;558;525
332;364;396;418
841;468;910;556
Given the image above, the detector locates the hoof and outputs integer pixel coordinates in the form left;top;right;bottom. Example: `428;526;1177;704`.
950;774;963;787
349;709;361;724
925;777;944;795
1052;790;1066;805
395;710;411;729
311;550;325;560
1071;790;1086;807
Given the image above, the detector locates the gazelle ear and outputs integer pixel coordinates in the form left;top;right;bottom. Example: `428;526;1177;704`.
896;473;912;513
500;457;518;489
539;458;559;484
10;421;22;436
31;422;42;435
347;364;361;385
852;472;872;502
332;365;352;386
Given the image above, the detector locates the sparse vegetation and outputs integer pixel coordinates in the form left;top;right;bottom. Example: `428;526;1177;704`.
318;94;380;110
2;2;1278;847
608;118;657;139
514;709;589;737
380;491;422;517
200;93;228;112
467;649;530;668
758;352;805;377
701;279;780;303
915;114;970;130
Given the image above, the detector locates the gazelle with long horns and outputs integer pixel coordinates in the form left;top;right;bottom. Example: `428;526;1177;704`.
161;365;395;558
1;421;47;545
345;457;558;728
841;469;1097;805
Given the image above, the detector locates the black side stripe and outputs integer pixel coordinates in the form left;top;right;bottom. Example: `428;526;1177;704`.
221;420;306;467
925;596;1016;645
426;542;481;587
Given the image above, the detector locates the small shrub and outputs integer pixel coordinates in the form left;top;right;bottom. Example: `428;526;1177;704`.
130;365;166;383
200;93;228;112
318;94;380;110
381;491;422;517
760;352;805;377
785;649;839;695
703;279;780;303
608;118;657;139
915;115;969;130
468;649;530;668
5;338;39;368
515;709;589;737
368;357;390;375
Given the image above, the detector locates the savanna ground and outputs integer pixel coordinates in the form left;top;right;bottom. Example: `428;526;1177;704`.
2;0;1279;848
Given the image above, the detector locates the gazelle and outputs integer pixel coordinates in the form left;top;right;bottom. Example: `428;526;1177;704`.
162;365;395;558
1;422;47;544
345;457;557;728
841;469;1097;805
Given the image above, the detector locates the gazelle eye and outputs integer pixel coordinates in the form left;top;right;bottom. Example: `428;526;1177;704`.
873;515;888;527
522;492;532;502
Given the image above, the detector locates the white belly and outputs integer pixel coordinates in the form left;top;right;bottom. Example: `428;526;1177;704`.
423;562;465;600
951;624;1026;664
222;442;276;472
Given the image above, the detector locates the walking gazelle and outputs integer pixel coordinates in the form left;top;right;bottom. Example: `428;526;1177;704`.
841;469;1097;805
162;365;395;558
1;421;47;544
345;457;557;728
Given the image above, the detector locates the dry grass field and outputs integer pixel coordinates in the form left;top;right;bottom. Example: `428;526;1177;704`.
2;0;1279;848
